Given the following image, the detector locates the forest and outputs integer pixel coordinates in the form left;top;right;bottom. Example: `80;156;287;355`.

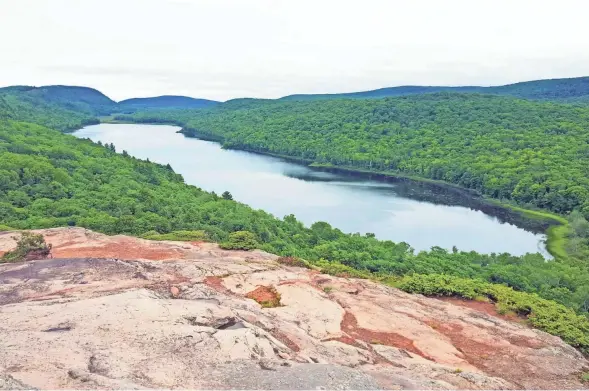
280;76;589;102
2;118;589;316
3;82;589;350
120;93;589;216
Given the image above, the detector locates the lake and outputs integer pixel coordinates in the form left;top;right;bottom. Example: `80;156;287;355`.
75;123;548;256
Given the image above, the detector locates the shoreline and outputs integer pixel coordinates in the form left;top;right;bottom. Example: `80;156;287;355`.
94;119;566;258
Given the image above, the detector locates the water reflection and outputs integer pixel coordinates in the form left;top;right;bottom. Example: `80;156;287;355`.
74;123;548;256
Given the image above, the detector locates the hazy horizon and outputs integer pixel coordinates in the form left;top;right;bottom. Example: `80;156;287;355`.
2;0;589;101
2;74;588;103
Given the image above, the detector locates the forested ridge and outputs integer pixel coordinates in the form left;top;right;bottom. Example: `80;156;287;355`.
281;76;589;102
122;93;589;216
3;82;589;350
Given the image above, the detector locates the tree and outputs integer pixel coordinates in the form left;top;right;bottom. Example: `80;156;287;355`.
221;191;233;200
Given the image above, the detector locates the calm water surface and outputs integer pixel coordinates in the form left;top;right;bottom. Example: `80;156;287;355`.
75;124;548;256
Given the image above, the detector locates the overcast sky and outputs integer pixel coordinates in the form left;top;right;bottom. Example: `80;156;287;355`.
1;0;588;101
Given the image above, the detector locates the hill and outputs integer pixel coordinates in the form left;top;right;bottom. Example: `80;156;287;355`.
281;76;589;102
0;85;117;115
124;92;589;218
0;87;100;131
3;79;589;374
6;94;589;318
118;95;219;111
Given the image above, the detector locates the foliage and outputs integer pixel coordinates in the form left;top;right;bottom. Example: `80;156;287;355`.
142;230;209;241
313;259;372;279
3;83;589;353
276;256;312;269
118;96;219;112
3;112;589;315
0;88;100;131
1;232;51;263
221;191;233;200
280;76;589;102
396;274;589;353
123;93;589;217
219;230;259;250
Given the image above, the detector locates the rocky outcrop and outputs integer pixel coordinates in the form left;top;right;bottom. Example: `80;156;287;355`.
0;227;587;389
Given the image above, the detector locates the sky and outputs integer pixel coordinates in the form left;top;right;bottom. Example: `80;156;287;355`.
1;0;588;101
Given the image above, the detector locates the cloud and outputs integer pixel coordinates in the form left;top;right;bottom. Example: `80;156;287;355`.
1;0;588;100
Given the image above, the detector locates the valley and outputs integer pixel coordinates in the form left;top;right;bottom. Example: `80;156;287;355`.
75;123;548;256
2;77;589;389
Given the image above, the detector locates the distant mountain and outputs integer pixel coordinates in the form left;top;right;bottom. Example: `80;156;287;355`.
280;76;589;102
0;85;117;115
118;95;219;111
0;86;101;131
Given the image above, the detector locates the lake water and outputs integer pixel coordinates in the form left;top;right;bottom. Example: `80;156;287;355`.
75;123;548;256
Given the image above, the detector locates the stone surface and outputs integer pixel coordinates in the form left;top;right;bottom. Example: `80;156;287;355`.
0;227;588;389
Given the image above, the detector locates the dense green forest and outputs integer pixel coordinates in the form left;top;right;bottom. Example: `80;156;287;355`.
281;76;589;102
0;87;100;131
118;95;219;111
3;82;589;350
120;93;589;217
3;118;589;316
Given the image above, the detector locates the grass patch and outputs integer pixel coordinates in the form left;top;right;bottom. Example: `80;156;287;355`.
545;224;570;260
500;204;569;259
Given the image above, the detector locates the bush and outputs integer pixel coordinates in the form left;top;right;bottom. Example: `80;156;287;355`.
314;259;372;279
142;230;209;242
396;274;589;353
1;232;52;263
219;231;259;250
0;224;14;232
276;256;311;269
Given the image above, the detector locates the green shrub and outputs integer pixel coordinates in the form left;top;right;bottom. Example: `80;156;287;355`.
314;259;372;279
276;256;312;269
1;232;52;263
142;230;209;241
396;274;589;353
220;230;259;250
0;224;14;232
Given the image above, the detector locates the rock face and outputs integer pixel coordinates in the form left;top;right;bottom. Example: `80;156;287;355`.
0;227;587;390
